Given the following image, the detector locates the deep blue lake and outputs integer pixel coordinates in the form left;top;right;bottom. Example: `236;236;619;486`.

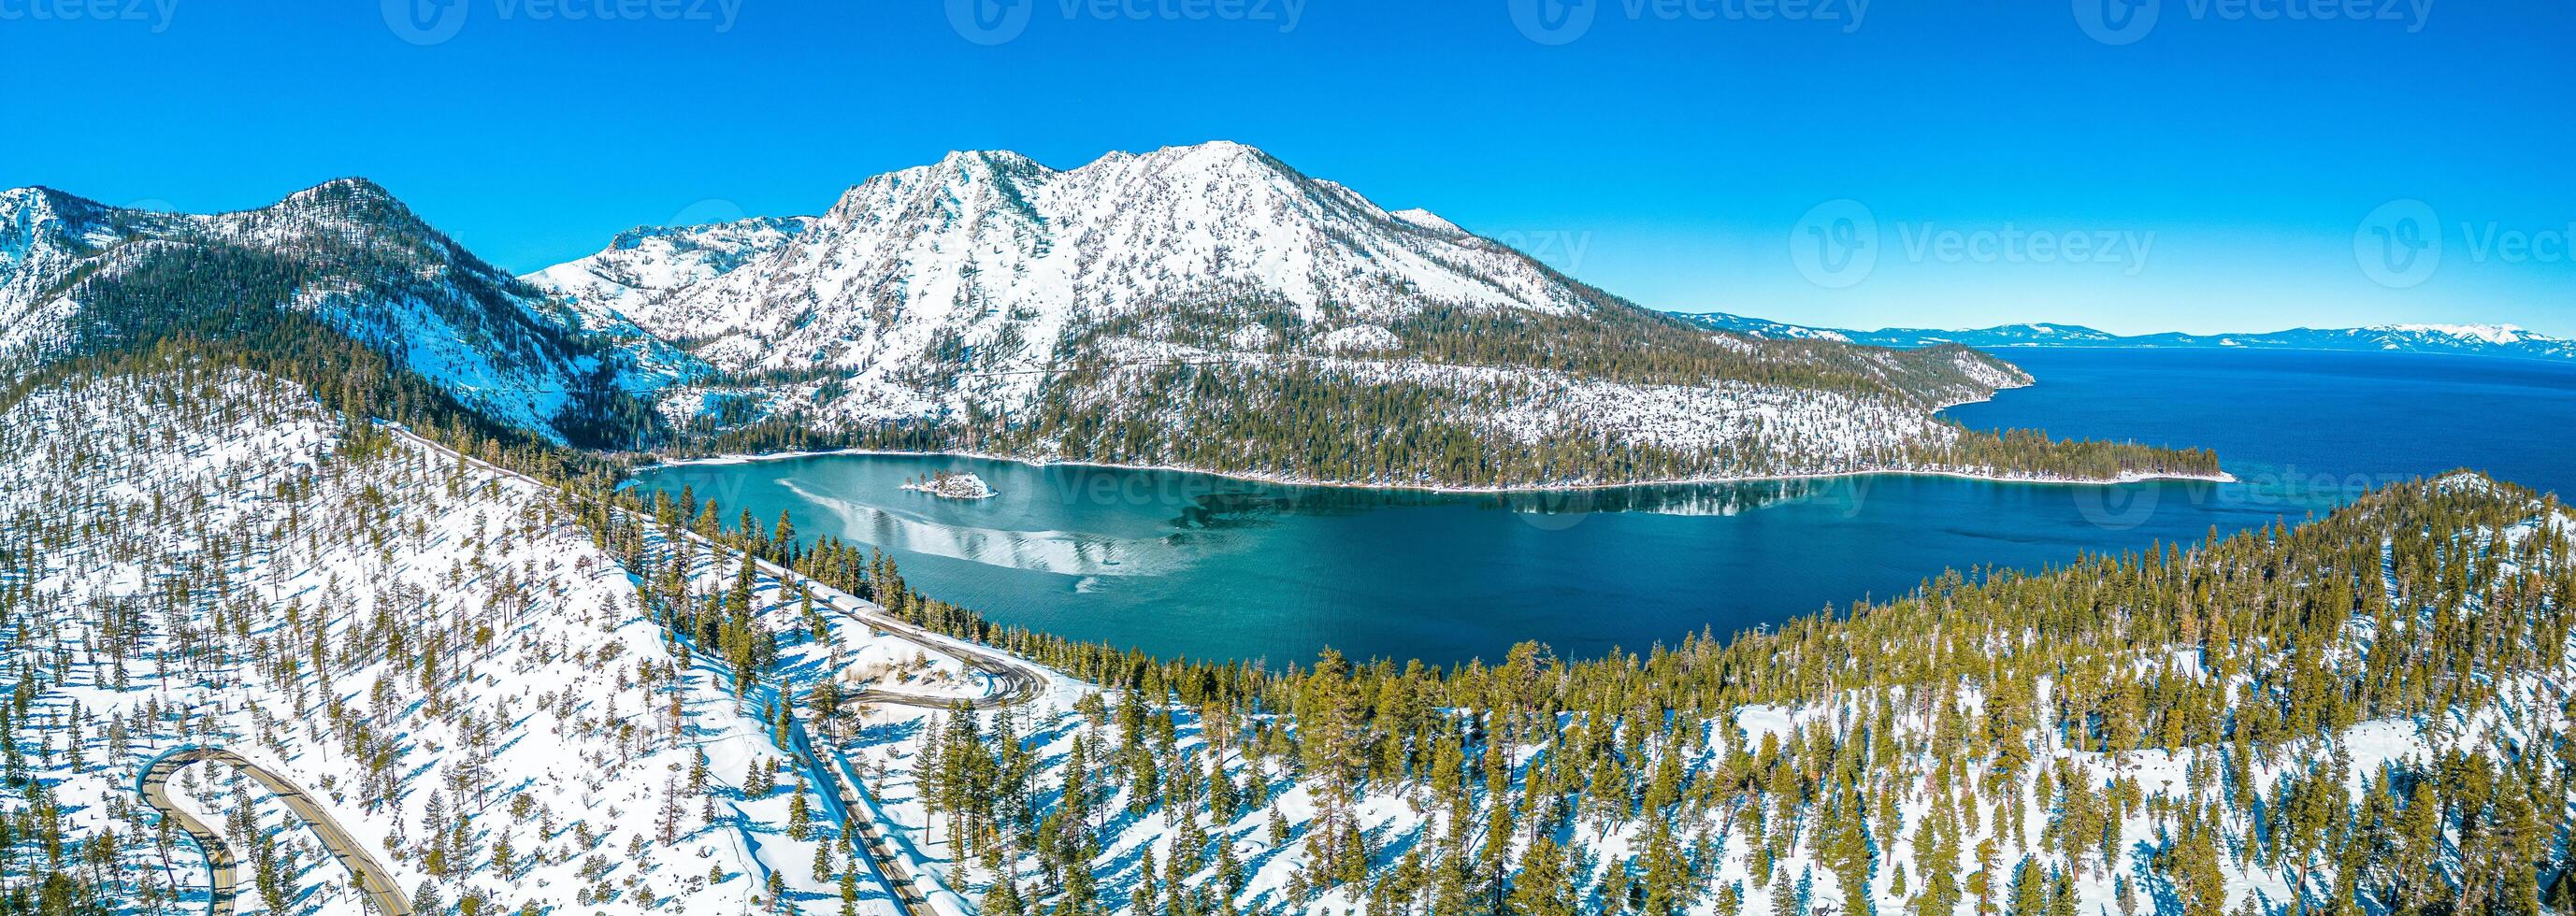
630;350;2576;666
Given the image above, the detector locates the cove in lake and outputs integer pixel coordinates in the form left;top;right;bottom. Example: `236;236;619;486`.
630;350;2576;667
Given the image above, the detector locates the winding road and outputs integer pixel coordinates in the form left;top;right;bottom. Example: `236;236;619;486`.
136;430;1044;916
394;425;1051;915
135;746;412;916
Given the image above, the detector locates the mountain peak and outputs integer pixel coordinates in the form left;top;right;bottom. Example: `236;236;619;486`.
2383;322;2530;345
1389;208;1464;235
933;149;1049;175
261;178;427;237
1127;139;1291;176
608;214;813;251
283;177;398;206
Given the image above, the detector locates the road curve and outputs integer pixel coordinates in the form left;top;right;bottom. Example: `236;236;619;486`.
389;426;1052;915
799;580;1048;712
136;745;412;916
383;428;1050;713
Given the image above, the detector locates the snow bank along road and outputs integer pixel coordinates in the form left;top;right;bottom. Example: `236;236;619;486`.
136;746;413;916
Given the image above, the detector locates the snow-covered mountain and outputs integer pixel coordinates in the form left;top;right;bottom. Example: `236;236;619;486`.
8;163;2135;487
1675;310;2576;361
0;180;674;447
526;214;814;325
529;142;2128;486
530;142;1619;418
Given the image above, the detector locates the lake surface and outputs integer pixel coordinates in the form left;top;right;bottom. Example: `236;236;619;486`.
630;350;2576;666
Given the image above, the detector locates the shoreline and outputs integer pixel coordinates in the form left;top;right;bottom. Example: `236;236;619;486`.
622;446;2238;494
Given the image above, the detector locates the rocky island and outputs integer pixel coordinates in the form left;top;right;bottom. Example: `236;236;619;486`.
901;470;998;500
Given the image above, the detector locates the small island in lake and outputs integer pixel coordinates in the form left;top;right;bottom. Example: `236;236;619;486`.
901;470;998;500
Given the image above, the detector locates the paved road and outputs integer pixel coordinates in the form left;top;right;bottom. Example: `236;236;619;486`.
391;427;1055;915
136;746;412;916
800;581;1048;712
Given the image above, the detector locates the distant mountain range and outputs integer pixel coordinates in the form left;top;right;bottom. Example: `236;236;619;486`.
0;144;2225;487
519;141;2209;484
1671;311;2576;362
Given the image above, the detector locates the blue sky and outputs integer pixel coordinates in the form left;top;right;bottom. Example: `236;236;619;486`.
2;1;2569;336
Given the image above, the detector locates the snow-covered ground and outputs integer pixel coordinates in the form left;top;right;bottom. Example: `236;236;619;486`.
3;363;2556;916
0;365;1024;913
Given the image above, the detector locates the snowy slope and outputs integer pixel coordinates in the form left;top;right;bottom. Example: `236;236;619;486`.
2;358;2561;915
539;143;1611;419
526;215;814;329
0;362;1020;913
0;187;191;356
0;180;677;446
833;472;2576;916
529;143;2060;485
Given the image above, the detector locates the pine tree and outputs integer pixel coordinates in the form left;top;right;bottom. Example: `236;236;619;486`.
1507;836;1576;916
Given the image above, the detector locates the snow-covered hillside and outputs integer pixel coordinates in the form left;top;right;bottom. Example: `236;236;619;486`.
7;166;2105;488
1;358;2563;915
0;186;182;356
521;143;2195;487
526;215;814;331
554;143;1590;392
525;142;1639;432
0;361;1032;913
0;181;672;447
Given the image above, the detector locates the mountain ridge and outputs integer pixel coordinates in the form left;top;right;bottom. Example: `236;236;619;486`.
0;178;670;448
524;140;2216;486
1674;310;2576;362
1;146;2223;487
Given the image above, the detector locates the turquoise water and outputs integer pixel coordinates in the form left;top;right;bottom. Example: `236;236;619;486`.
630;350;2576;666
